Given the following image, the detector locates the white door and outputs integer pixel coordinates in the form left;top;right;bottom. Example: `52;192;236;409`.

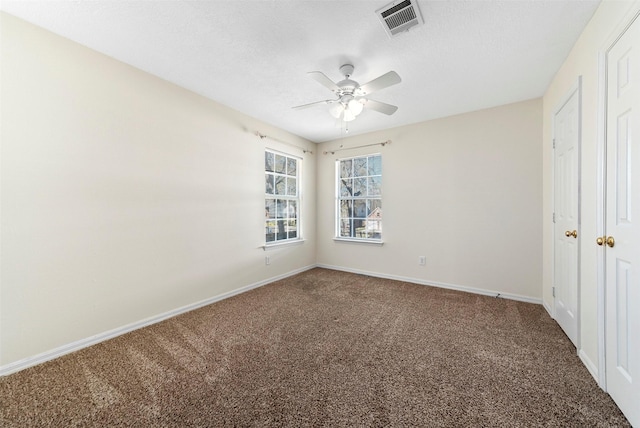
553;87;580;346
605;12;640;427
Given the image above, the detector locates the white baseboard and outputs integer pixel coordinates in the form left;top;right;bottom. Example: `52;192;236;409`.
578;348;599;383
0;264;316;377
316;264;543;305
543;300;554;318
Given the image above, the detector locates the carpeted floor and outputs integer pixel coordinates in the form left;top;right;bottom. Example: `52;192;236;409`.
0;268;630;427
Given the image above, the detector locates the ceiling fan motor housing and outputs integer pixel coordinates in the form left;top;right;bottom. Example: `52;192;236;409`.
337;64;358;95
337;79;358;95
339;64;355;78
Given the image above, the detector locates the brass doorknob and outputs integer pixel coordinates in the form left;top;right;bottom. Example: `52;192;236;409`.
596;237;604;246
565;230;578;238
606;236;615;248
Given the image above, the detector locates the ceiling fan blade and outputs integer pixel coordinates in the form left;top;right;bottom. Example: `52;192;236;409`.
357;71;401;95
308;71;341;93
292;99;336;110
361;99;398;115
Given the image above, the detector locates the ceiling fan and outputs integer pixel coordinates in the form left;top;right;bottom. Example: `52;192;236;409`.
292;64;401;122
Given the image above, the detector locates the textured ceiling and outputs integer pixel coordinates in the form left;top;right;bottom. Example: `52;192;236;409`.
1;0;601;143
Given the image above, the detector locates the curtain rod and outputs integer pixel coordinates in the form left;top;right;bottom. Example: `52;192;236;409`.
255;131;313;154
323;140;392;155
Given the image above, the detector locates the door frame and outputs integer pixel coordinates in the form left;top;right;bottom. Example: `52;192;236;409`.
551;78;582;349
596;1;640;391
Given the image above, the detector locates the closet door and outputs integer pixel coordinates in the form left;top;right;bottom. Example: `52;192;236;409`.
553;86;580;346
604;12;640;427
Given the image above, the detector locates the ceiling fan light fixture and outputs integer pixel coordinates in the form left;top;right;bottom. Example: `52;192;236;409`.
343;108;357;122
348;99;364;116
329;103;344;119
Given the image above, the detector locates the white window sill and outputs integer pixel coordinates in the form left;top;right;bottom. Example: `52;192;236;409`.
262;239;306;251
333;237;384;246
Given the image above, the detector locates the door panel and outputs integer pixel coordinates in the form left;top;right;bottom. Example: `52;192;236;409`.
614;258;630;380
605;13;640;427
553;88;580;346
616;112;631;223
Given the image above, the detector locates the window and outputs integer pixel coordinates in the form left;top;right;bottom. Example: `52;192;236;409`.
336;154;382;240
265;150;300;244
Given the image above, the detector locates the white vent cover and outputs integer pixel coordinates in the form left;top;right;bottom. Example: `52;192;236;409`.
376;0;424;38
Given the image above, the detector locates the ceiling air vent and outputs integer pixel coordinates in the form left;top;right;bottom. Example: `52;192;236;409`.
376;0;424;38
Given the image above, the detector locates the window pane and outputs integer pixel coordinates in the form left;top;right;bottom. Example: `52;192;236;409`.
287;177;297;196
275;176;286;195
265;221;276;242
265;199;276;219
340;219;353;237
275;154;286;174
276;199;287;218
365;220;382;238
368;155;381;175
340;159;353;178
289;201;297;218
340;200;352;218
367;199;382;217
284;200;293;218
265;173;275;194
276;220;287;240
353;200;367;218
353;177;366;196
287;157;297;176
265;152;274;172
287;219;297;239
340;178;353;197
368;176;382;196
354;157;367;177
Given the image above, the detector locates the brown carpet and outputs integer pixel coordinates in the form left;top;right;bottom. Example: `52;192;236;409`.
0;268;630;427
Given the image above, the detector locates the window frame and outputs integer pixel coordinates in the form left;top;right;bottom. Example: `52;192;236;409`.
335;153;383;243
264;148;302;247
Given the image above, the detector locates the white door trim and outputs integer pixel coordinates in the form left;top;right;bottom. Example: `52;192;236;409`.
596;0;640;391
551;78;582;350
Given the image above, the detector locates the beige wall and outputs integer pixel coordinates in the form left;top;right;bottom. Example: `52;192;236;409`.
0;13;316;367
317;99;543;301
542;0;638;377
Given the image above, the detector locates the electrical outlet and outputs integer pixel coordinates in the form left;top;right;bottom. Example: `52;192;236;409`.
418;256;426;266
265;256;270;266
